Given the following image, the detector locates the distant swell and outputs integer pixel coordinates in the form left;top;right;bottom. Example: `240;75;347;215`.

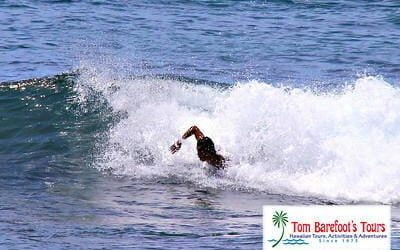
72;66;400;204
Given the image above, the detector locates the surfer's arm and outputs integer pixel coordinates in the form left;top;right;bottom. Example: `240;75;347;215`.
182;125;204;140
170;125;204;154
170;140;182;154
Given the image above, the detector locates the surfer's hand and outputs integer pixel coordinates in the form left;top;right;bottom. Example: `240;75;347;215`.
170;140;182;154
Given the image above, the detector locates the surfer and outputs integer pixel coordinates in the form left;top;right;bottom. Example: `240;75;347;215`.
170;125;226;169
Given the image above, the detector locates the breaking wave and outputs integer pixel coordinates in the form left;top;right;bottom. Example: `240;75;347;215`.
76;66;400;203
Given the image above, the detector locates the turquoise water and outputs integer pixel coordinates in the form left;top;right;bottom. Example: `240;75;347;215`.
1;1;400;249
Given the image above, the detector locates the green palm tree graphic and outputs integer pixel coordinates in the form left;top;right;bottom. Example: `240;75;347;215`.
272;211;288;248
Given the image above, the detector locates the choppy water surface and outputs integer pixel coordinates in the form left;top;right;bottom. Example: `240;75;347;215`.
1;1;400;249
2;0;400;83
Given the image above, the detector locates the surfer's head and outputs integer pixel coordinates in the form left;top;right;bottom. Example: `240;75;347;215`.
197;137;217;161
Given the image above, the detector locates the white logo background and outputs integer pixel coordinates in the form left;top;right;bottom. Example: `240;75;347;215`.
263;205;391;250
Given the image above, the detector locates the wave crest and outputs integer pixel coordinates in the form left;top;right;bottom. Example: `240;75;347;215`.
76;69;400;203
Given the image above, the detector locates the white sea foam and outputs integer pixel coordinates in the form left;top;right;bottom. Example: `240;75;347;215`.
76;67;400;203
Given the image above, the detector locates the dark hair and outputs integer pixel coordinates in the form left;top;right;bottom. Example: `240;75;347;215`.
197;137;216;155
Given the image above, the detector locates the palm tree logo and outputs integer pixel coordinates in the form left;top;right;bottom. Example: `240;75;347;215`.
272;210;288;248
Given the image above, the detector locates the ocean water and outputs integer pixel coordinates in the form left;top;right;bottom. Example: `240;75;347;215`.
1;0;400;249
